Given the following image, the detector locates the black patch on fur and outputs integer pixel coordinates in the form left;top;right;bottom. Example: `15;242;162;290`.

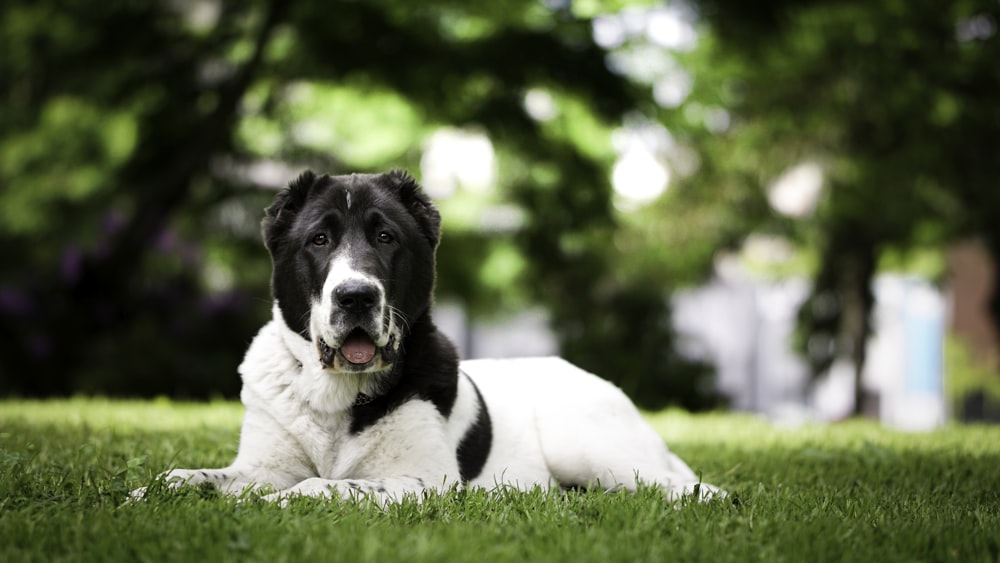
456;376;492;481
348;314;460;433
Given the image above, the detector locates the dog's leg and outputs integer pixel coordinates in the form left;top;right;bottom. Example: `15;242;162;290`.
131;407;315;500
259;475;443;507
158;467;261;493
632;472;724;503
527;365;724;503
128;467;250;501
257;400;464;507
547;438;723;503
129;464;301;501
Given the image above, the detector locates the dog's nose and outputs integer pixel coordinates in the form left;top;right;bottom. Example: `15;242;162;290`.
334;281;379;313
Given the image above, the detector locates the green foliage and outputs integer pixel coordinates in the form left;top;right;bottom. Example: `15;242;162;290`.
2;0;711;405
945;336;1000;411
0;97;136;236
681;0;1000;405
2;400;1000;562
6;0;999;410
1;0;734;408
237;81;427;167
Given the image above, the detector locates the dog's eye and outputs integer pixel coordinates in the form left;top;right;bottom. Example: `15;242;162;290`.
311;234;329;246
376;231;393;244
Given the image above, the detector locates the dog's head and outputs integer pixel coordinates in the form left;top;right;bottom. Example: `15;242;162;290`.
262;170;441;374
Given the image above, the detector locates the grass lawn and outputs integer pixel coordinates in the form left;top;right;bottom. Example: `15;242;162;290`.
1;399;998;562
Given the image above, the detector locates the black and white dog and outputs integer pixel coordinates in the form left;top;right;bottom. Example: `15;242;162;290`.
148;170;719;504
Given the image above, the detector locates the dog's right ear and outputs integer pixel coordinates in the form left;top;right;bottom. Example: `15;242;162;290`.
386;169;442;249
261;170;316;255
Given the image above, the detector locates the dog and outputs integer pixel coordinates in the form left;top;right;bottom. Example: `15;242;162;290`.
144;170;719;505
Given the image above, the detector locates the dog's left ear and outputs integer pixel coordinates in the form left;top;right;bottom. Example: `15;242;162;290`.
262;170;318;256
387;170;441;248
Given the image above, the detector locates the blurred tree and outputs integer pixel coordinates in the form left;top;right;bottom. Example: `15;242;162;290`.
0;0;718;408
684;0;1000;414
1;0;289;396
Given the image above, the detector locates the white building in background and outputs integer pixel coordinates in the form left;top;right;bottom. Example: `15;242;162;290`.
868;277;947;430
434;303;558;361
672;272;812;417
672;269;947;430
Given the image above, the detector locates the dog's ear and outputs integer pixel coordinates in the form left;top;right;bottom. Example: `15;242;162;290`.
387;170;441;248
261;170;317;254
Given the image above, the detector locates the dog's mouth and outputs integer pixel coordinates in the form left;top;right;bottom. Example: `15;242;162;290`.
318;328;396;372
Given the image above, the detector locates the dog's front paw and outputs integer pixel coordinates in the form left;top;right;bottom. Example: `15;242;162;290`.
128;486;149;502
691;482;725;501
127;469;204;502
159;468;206;487
260;477;408;508
665;481;726;504
259;477;337;507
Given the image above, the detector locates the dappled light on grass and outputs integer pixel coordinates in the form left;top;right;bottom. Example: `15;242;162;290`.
644;408;1000;456
0;397;243;433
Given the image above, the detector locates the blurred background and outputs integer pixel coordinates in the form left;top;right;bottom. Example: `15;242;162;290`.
2;0;998;428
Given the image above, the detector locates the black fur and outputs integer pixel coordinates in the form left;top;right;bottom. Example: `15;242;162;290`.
349;315;460;434
456;377;493;481
261;170;439;339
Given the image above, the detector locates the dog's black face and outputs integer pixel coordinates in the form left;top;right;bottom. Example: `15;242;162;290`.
262;170;441;374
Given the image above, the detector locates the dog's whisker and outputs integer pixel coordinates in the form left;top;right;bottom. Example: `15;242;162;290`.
387;305;410;334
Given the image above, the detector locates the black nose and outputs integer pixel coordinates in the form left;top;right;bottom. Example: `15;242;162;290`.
335;281;379;313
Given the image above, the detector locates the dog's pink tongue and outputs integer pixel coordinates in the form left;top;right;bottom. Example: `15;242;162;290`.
341;332;376;365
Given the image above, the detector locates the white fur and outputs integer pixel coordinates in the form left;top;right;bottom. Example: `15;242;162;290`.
137;311;720;505
465;357;709;499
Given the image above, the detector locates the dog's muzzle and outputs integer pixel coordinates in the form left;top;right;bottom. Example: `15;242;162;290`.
315;280;398;373
317;330;397;372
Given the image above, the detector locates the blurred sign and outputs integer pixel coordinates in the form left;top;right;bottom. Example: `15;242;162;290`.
879;279;946;431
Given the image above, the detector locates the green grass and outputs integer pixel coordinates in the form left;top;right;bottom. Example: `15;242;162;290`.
1;399;998;562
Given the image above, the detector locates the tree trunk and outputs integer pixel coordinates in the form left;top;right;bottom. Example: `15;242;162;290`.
98;0;289;282
984;233;1000;364
840;247;877;417
800;218;879;418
